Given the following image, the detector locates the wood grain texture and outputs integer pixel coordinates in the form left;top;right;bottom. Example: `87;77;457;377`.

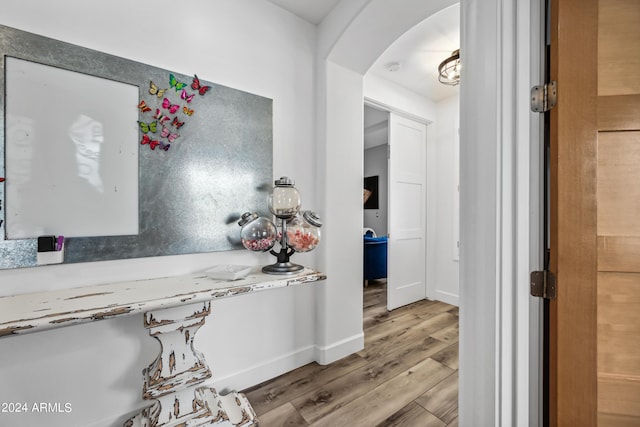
598;95;640;131
430;343;459;371
377;402;445;427
598;0;640;96
308;358;453;427
598;375;640;421
257;402;308;427
597;272;640;376
598;413;640;427
549;0;599;425
292;330;451;423
245;353;368;416
595;4;640;419
598;236;640;272
243;281;458;426
415;371;459;424
597;131;640;236
549;0;598;427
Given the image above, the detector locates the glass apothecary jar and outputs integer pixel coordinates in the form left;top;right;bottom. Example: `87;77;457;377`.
268;177;301;219
237;212;277;252
286;211;322;253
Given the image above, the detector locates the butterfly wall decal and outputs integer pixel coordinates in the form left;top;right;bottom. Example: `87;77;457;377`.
149;81;167;98
161;127;180;142
180;89;195;103
169;73;187;92
137;100;152;113
153;109;171;125
191;74;211;95
183;106;195;116
138;120;158;134
140;134;160;150
159;142;171;151
171;117;185;129
162;98;180;114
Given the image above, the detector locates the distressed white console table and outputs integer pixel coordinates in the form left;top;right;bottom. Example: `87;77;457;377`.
0;268;325;427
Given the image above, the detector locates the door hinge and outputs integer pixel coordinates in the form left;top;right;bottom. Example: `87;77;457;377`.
530;270;556;300
530;81;557;113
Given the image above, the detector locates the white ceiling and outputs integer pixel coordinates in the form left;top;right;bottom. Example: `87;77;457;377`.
265;1;460;103
265;0;341;25
368;4;460;102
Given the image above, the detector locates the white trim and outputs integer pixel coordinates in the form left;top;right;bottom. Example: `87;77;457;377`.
495;0;545;425
496;0;516;424
435;290;459;306
364;97;433;125
453;117;460;262
519;0;545;426
363;96;438;303
314;332;365;365
211;345;317;393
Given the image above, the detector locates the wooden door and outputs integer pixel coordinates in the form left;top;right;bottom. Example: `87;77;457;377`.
549;0;640;425
387;113;427;310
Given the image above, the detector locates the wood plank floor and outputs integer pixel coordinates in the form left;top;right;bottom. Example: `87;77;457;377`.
242;279;459;426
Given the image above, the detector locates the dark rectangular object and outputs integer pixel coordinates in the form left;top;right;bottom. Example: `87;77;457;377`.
364;176;379;210
37;236;56;252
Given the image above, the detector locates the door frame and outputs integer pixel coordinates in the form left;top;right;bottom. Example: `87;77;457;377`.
460;0;545;424
363;98;436;307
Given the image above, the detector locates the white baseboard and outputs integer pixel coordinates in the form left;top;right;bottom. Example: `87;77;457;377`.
314;332;365;365
209;332;365;393
435;289;459;307
211;345;317;393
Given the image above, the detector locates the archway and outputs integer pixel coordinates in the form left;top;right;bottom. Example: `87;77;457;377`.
314;1;544;425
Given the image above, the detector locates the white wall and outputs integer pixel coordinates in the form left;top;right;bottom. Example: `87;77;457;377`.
313;60;366;364
434;94;461;305
0;1;319;426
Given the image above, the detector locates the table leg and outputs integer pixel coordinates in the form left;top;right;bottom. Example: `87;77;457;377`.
124;301;258;427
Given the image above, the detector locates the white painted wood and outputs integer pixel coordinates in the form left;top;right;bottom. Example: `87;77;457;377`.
0;268;325;337
0;269;324;427
125;301;258;427
387;113;427;310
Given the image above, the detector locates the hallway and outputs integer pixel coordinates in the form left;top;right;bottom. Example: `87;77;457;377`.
243;281;459;426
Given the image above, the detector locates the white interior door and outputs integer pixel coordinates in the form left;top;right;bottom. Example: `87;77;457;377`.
387;113;427;310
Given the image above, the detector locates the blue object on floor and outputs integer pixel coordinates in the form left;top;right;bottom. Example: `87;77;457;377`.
364;235;387;281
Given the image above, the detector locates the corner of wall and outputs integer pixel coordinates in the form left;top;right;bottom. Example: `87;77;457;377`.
314;331;365;365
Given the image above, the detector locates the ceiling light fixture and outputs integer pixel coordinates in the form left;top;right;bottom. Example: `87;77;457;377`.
437;49;460;86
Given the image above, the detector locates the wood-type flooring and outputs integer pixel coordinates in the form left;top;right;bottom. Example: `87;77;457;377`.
242;279;459;426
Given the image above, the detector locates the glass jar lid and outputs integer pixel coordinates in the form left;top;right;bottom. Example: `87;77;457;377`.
274;176;294;187
237;212;258;227
302;211;322;227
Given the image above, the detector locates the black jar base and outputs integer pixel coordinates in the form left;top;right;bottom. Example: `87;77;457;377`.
262;262;304;275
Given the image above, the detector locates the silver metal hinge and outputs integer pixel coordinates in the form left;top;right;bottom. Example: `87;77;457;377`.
530;81;557;113
530;270;556;300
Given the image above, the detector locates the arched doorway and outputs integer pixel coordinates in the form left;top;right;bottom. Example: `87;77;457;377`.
314;1;544;425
